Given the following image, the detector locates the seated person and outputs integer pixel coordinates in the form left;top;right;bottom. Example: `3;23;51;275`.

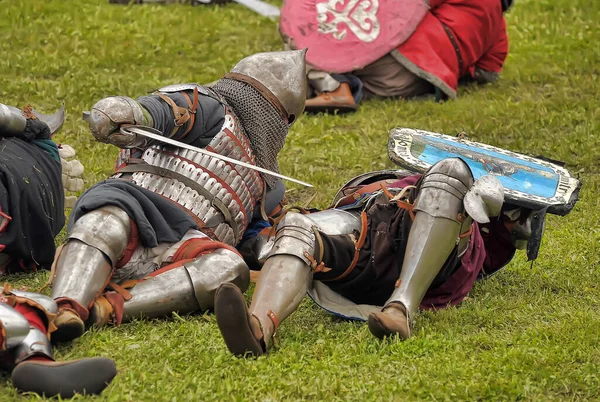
280;0;513;112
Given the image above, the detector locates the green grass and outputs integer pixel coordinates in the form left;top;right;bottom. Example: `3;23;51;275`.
1;0;599;400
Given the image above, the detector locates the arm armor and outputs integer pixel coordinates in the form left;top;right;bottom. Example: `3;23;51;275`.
87;96;149;148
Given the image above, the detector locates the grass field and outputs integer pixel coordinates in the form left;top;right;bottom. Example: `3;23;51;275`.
1;0;599;400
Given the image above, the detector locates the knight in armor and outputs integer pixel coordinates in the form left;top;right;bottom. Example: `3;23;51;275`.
281;0;513;113
0;105;114;396
0;288;117;397
213;127;579;357
0;103;83;274
49;50;307;343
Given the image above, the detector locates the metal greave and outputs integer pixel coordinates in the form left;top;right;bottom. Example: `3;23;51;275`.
14;327;53;364
51;206;131;309
0;293;56;363
384;158;474;321
122;248;249;321
385;213;461;320
248;213;317;341
0;304;29;350
249;256;312;341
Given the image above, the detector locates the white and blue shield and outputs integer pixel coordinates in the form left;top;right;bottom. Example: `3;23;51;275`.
387;128;581;216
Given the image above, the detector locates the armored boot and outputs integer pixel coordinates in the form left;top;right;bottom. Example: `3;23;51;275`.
368;159;503;340
88;246;249;326
0;291;117;398
215;212;319;357
51;206;132;342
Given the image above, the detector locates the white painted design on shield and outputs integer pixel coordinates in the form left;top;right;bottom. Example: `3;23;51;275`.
316;0;380;43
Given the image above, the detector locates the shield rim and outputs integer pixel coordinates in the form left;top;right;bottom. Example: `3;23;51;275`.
387;128;581;216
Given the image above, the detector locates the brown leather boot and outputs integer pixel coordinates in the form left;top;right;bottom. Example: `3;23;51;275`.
88;295;115;327
367;303;411;340
305;82;357;114
51;309;85;343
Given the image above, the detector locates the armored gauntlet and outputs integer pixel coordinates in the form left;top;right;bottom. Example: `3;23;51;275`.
87;96;150;148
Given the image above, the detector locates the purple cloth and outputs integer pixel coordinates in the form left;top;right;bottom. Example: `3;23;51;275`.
421;222;486;309
388;175;420;189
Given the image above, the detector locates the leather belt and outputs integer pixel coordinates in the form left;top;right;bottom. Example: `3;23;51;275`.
441;22;464;76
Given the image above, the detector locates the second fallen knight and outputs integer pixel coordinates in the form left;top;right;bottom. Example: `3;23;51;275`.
214;128;580;356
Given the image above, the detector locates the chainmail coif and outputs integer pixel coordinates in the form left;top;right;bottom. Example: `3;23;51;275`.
212;78;290;189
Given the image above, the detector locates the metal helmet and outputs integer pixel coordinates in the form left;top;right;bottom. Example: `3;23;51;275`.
0;103;26;135
464;175;504;224
87;96;146;143
228;49;307;124
0;103;65;136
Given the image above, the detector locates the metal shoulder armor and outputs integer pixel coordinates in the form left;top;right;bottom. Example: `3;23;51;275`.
155;83;211;96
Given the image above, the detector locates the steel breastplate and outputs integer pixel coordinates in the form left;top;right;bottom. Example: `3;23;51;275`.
112;107;264;246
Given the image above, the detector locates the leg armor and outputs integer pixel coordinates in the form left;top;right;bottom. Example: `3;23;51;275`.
14;327;53;364
51;205;131;341
0;292;118;397
368;159;482;340
215;210;360;357
240;209;361;269
0;304;30;350
90;247;249;325
307;70;341;94
121;248;249;320
0;291;57;362
250;212;317;334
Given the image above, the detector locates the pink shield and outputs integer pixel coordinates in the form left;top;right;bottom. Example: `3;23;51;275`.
280;0;429;73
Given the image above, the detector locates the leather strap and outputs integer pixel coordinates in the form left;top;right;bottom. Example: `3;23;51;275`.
381;183;416;221
157;93;191;129
224;72;289;123
0;208;12;233
179;88;199;139
458;224;473;239
267;310;279;331
107;282;133;301
116;164;240;240
322;211;368;282
441;22;464;76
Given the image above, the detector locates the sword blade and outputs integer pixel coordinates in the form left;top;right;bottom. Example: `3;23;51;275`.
121;125;313;188
232;0;280;17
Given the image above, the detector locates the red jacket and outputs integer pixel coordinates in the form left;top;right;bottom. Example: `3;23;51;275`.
392;0;508;99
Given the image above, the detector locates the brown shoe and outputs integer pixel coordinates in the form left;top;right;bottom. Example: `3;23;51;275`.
214;283;266;357
305;82;358;114
88;296;114;327
51;309;85;343
367;303;411;340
